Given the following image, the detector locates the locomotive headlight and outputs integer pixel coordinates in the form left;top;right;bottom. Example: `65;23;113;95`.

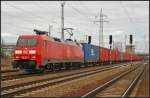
29;50;36;54
15;50;22;54
15;56;19;59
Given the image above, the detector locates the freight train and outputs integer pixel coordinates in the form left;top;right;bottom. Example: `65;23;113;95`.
11;29;142;72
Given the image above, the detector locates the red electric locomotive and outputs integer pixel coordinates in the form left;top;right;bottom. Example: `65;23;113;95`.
12;29;84;72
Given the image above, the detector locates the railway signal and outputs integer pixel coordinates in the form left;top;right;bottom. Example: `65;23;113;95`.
129;34;133;65
109;35;112;45
88;36;91;44
109;35;112;64
129;34;133;44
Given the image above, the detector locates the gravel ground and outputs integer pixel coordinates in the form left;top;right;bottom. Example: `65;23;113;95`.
1;67;13;71
95;65;143;97
1;57;12;70
128;63;148;97
19;64;134;97
135;64;149;97
1;65;111;87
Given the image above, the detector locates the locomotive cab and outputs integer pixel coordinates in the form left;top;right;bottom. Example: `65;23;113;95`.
12;36;38;71
12;29;49;72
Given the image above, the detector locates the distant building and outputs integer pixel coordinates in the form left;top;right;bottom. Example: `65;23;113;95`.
113;42;123;52
125;45;135;54
137;53;149;60
1;44;16;57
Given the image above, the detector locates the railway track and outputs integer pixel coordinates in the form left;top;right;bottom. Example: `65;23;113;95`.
1;65;100;81
1;63;127;97
1;62;128;81
122;66;146;97
2;64;122;87
129;62;149;97
1;69;19;73
81;63;145;97
1;71;33;81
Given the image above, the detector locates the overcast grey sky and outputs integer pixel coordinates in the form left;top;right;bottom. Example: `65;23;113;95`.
1;1;149;54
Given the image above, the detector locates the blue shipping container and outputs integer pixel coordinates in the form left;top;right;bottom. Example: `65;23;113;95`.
81;43;99;62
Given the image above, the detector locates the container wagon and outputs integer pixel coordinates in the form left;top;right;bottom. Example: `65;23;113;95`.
81;43;99;65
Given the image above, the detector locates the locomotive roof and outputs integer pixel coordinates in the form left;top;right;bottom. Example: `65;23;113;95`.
18;35;81;46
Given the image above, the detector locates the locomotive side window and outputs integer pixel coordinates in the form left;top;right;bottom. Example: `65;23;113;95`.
17;38;37;46
43;40;46;47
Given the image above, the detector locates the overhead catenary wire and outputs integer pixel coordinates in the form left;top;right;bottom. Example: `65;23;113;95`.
2;11;35;26
5;2;85;39
2;3;47;30
2;1;148;52
119;1;148;53
66;3;94;23
62;2;100;42
30;1;92;39
4;2;57;25
31;1;60;25
3;1;94;37
119;1;143;34
2;2;63;35
79;1;92;14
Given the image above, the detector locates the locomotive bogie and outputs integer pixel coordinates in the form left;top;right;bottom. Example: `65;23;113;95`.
12;60;36;69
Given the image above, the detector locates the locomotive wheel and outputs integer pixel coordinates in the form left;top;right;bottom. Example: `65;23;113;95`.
58;64;62;71
84;63;88;67
70;63;73;69
65;66;69;70
65;63;70;70
46;64;51;70
77;64;81;68
51;64;56;72
37;68;44;73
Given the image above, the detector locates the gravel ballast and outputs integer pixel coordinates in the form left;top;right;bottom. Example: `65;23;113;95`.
20;64;135;97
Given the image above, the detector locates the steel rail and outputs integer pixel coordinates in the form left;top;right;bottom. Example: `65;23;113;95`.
1;69;19;73
1;63;127;81
1;65;96;81
121;65;146;97
1;65;122;91
1;65;123;97
81;65;139;97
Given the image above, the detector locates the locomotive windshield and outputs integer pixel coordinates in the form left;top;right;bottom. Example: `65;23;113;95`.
17;38;37;46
